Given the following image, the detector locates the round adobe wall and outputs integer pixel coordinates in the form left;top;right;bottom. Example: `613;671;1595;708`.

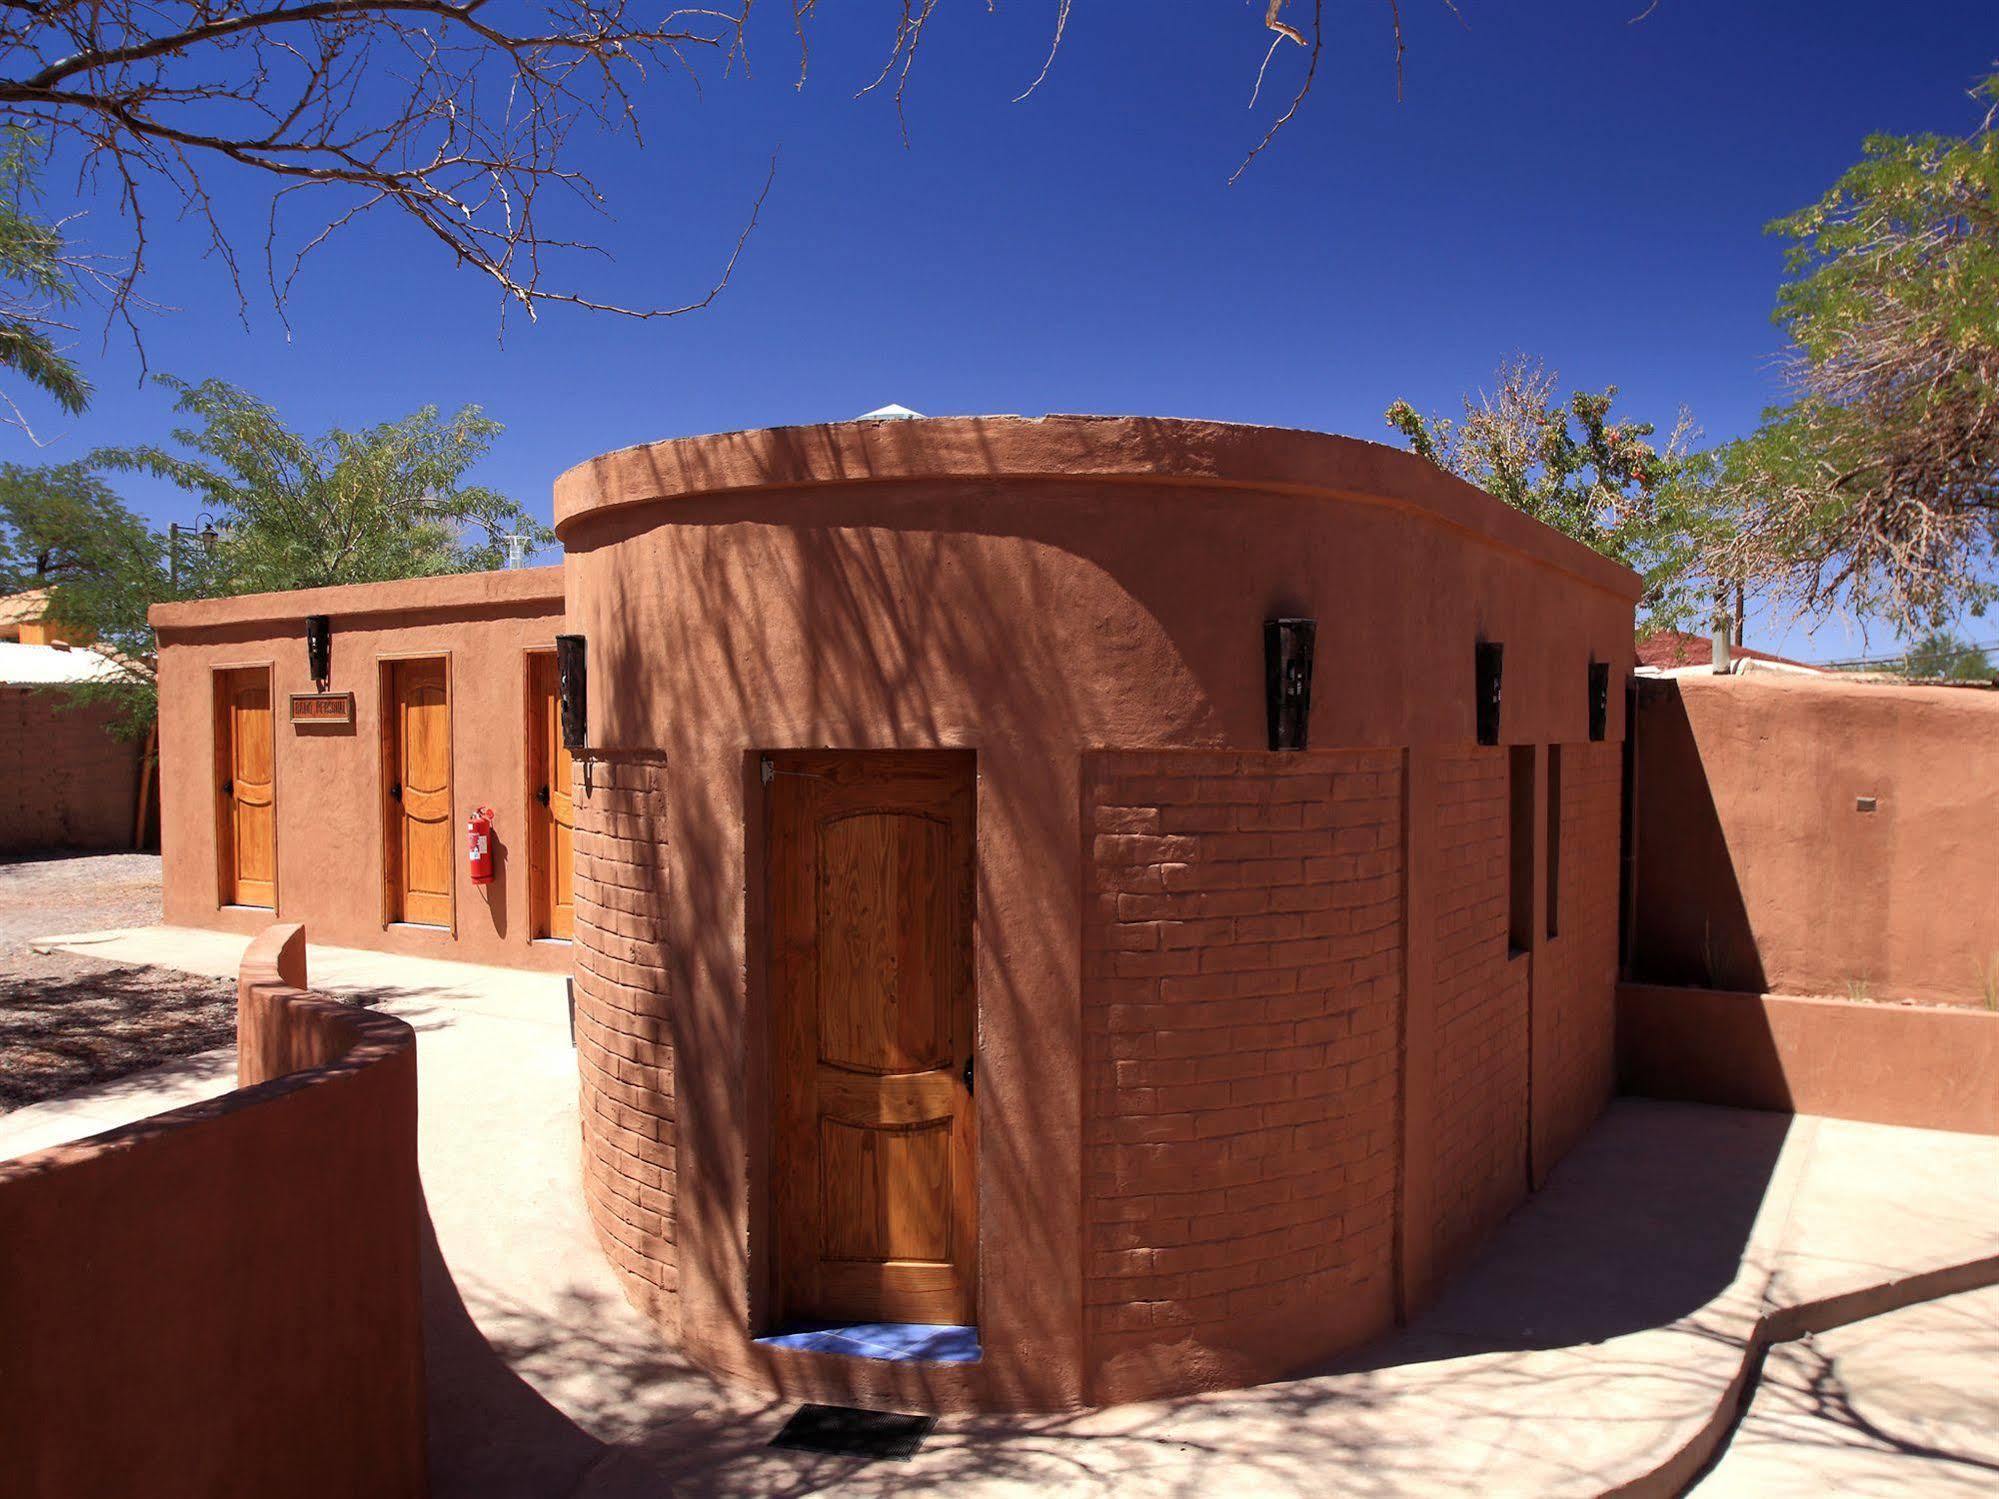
554;415;1640;1413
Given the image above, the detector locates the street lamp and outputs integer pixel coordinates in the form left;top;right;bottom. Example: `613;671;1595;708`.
168;512;221;591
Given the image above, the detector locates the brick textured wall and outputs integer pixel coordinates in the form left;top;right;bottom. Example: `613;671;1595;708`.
1427;747;1529;1282
570;751;679;1331
1081;750;1405;1401
1534;742;1622;1172
0;687;142;853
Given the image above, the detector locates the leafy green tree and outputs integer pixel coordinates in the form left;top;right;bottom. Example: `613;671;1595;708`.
1386;355;1731;627
0;462;165;737
0;127;89;420
1898;631;1993;682
1721;73;1999;630
96;376;552;593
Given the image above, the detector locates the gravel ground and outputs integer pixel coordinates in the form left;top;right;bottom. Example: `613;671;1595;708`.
0;853;238;1111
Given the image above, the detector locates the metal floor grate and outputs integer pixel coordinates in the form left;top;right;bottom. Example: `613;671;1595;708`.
769;1403;936;1461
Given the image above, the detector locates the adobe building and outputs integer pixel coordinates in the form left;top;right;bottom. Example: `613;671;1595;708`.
150;414;1639;1412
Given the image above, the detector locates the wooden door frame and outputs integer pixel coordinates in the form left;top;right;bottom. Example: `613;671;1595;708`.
759;747;982;1331
376;651;456;935
209;660;278;912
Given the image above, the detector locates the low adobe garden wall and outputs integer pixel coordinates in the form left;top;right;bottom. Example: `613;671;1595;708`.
0;925;426;1499
1618;982;1998;1136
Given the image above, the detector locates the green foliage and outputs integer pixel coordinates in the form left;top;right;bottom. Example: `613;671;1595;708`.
1385;356;1731;628
1897;631;1993;681
95;376;552;592
0;127;88;416
1722;73;1999;628
0;462;165;738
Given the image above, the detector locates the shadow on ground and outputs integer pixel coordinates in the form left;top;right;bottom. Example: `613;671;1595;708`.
421;1102;1799;1498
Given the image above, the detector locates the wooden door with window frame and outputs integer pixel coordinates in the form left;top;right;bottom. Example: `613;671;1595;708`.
380;656;455;929
525;650;575;941
213;665;277;910
767;749;979;1328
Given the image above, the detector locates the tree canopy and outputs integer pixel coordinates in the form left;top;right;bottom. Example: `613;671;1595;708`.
1385;356;1729;627
1720;72;1999;631
96;376;552;594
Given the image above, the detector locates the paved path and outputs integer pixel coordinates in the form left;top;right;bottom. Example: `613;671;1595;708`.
1692;1284;1999;1496
11;924;1998;1498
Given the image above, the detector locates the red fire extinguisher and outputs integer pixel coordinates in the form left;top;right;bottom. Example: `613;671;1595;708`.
468;806;496;886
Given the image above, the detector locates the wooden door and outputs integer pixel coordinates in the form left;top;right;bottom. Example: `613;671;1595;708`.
768;750;978;1327
527;652;575;940
214;668;275;909
384;658;454;928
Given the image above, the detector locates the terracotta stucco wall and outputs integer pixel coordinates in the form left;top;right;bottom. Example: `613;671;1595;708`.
0;925;425;1498
1631;673;1999;1005
1533;741;1623;1174
554;416;1641;1412
151;568;568;970
1081;750;1403;1404
1423;747;1531;1283
570;751;680;1331
0;685;142;853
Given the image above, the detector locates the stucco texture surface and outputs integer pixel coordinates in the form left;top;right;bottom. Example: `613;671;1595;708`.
150;568;568;971
553;415;1639;1410
1630;671;1999;1006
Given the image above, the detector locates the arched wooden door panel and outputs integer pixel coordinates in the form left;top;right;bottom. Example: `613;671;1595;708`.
383;658;454;928
527;651;575;940
214;667;275;909
768;750;978;1327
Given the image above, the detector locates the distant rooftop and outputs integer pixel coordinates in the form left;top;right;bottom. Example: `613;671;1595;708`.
1636;629;1816;673
0;639;127;685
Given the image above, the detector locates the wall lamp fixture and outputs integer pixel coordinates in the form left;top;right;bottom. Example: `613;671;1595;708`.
1476;641;1504;747
1264;618;1317;752
555;634;588;751
305;615;332;691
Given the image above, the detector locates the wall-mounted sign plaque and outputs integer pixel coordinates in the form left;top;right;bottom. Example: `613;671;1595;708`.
289;691;354;726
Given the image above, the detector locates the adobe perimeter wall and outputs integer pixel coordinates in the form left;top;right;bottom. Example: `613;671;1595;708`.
1630;672;1999;1005
0;924;426;1498
1618;982;1999;1136
150;568;568;971
554;414;1640;1410
0;685;143;853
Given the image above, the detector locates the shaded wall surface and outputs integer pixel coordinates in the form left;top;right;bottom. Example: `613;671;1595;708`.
554;414;1640;1411
0;924;426;1498
1619;982;1998;1136
150;568;569;970
0;686;142;853
1632;673;1999;1005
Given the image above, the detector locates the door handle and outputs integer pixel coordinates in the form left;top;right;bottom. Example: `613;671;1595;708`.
389;782;402;801
535;784;550;807
962;1054;974;1096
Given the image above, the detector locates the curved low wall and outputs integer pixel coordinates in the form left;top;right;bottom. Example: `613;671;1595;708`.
0;925;426;1499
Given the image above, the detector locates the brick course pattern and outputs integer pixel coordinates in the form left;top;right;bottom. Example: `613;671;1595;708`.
570;751;680;1331
1427;747;1529;1283
0;687;142;853
1534;742;1623;1171
1081;750;1405;1398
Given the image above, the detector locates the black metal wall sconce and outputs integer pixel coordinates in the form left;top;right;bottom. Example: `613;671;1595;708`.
305;614;332;691
1588;660;1610;742
1264;618;1317;751
1475;640;1504;746
555;634;588;751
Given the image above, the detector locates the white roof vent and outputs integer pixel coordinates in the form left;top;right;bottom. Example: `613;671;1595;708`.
857;403;924;421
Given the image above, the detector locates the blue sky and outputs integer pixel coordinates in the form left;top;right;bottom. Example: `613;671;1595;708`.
18;1;1999;660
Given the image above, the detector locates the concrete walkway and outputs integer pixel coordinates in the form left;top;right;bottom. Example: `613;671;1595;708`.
10;924;1998;1498
1692;1284;1999;1496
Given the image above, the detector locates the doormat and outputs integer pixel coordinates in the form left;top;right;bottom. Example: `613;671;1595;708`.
769;1403;936;1461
